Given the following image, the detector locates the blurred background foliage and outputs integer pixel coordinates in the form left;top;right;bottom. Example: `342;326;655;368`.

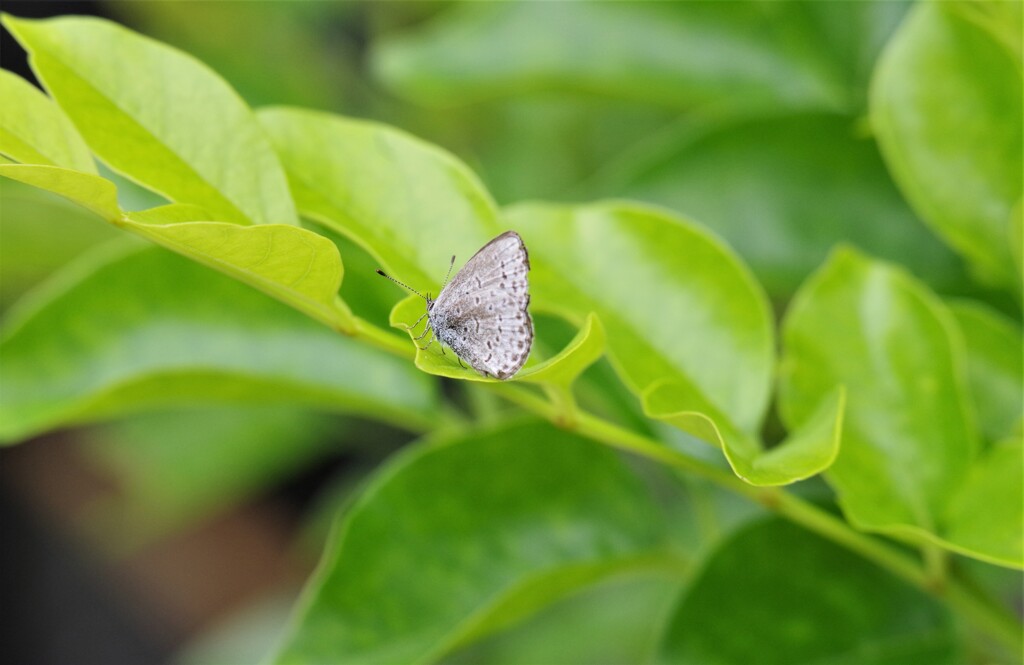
0;1;1019;664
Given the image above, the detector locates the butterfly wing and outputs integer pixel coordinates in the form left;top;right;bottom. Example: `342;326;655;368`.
431;231;533;379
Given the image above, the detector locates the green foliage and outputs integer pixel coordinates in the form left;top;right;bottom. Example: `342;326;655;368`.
1;5;1020;664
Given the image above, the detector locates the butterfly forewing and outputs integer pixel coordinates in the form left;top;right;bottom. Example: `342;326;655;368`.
430;231;533;379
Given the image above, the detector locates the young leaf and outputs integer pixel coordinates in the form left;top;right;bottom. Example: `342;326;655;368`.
258;107;503;290
948;301;1023;442
271;420;677;665
506;202;773;435
657;518;960;664
0;245;438;444
644;379;844;486
0;164;119;220
2;14;297;226
0;69;95;173
871;2;1022;289
780;248;1020;567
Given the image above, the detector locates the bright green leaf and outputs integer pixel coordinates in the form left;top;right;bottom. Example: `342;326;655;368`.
0;68;95;173
948;301;1023;442
0;244;437;444
272;420;677;665
506;202;773;435
0;164;119;220
125;202;214;225
3;14;297;226
871;1;1022;289
258;106;503;290
121;216;352;328
644;379;844;486
779;248;1022;567
657;518;960;665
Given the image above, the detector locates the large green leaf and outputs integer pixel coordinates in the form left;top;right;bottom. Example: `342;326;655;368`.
780;248;1021;567
372;2;908;113
948;301;1023;442
871;1;1022;289
3;14;297;226
258;107;503;291
0;244;437;444
0;69;95;172
506;202;773;435
657;518;960;664
271;420;678;665
0;164;355;329
599;113;969;298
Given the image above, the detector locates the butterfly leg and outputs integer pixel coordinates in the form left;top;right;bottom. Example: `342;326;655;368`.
418;328;436;350
409;310;428;333
414;323;433;341
457;355;466;369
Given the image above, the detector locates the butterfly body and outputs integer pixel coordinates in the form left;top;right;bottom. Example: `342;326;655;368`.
379;231;533;380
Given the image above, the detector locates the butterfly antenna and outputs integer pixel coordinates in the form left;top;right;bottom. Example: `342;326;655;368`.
375;269;429;301
440;255;456;291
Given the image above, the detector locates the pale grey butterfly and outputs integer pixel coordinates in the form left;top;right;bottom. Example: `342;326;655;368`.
376;231;533;380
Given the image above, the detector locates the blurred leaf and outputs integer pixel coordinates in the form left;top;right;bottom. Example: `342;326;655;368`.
272;420;679;665
507;202;773;435
0;244;438;444
871;1;1022;289
443;572;679;665
85;405;335;545
3;14;297;226
944;437;1024;567
258;107;503;290
372;2;906;113
599;113;969;298
0;164;119;219
0;179;119;306
0;69;95;172
780;248;1021;567
657;518;960;665
644;380;843;486
948;301;1023;442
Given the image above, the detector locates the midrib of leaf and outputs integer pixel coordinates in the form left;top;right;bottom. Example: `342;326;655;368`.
27;46;253;225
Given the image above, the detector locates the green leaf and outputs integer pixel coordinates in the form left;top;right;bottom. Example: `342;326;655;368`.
871;1;1022;289
598;113;970;298
84;405;334;547
2;14;297;226
0;178;119;306
0;244;437;444
121;215;353;328
944;437;1024;567
372;2;908;113
657;518;960;665
779;248;1022;567
258;106;503;291
644;380;844;486
0;164;119;220
272;420;677;665
948;301;1023;442
517;312;605;388
0;69;95;172
506;202;773;435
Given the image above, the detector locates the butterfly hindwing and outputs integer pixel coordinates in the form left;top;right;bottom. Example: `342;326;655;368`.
429;231;533;379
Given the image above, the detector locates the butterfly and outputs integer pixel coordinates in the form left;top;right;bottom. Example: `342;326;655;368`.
377;231;533;380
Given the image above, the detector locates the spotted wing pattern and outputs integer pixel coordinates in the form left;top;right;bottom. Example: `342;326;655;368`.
429;231;532;379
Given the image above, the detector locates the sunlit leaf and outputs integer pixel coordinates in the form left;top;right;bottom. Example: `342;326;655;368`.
872;1;1022;289
0;164;119;220
3;14;297;226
